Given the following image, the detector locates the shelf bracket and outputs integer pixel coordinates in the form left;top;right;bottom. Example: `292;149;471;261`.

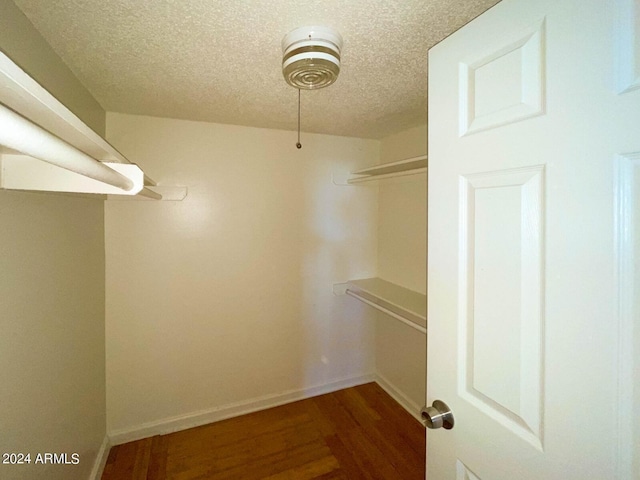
107;185;188;201
333;282;349;295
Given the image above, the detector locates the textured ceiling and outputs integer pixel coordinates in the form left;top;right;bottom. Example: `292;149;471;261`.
13;0;499;139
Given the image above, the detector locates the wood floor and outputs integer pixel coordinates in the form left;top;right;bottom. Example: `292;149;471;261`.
102;382;425;480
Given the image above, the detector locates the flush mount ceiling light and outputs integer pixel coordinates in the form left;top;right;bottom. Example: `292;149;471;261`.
282;26;343;90
282;26;343;148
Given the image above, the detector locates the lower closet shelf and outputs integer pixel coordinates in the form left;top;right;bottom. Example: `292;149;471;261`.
335;278;426;334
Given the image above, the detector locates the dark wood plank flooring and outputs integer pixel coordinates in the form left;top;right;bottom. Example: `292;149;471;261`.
102;382;425;479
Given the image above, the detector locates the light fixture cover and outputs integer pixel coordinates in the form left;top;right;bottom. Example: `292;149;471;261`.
282;26;343;90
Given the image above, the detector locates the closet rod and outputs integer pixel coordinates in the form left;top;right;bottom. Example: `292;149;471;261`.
345;289;427;334
0;104;134;191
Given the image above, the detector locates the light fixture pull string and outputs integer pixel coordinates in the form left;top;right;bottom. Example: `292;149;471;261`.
296;89;302;149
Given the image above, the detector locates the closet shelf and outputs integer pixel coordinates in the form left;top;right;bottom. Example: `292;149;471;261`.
347;155;427;185
334;278;426;334
0;51;185;200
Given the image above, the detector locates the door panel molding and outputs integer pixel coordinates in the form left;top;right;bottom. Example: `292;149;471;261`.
458;165;545;451
459;19;546;136
456;460;482;480
614;153;640;478
615;0;640;93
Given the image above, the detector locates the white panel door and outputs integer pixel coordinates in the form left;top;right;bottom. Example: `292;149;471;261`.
427;0;640;478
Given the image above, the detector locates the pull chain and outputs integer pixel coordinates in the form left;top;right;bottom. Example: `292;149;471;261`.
296;89;302;149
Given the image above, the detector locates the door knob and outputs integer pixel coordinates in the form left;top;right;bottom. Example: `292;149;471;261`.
421;400;454;429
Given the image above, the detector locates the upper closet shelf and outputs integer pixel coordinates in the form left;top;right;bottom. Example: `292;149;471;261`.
347;155;427;185
333;277;426;334
0;51;185;200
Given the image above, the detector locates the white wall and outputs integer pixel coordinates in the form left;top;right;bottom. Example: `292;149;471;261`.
379;125;428;293
105;112;380;440
0;3;108;479
375;124;428;412
0;191;106;480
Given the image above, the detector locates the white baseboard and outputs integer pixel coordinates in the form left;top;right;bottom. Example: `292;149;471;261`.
374;373;424;424
108;373;375;445
88;435;111;480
